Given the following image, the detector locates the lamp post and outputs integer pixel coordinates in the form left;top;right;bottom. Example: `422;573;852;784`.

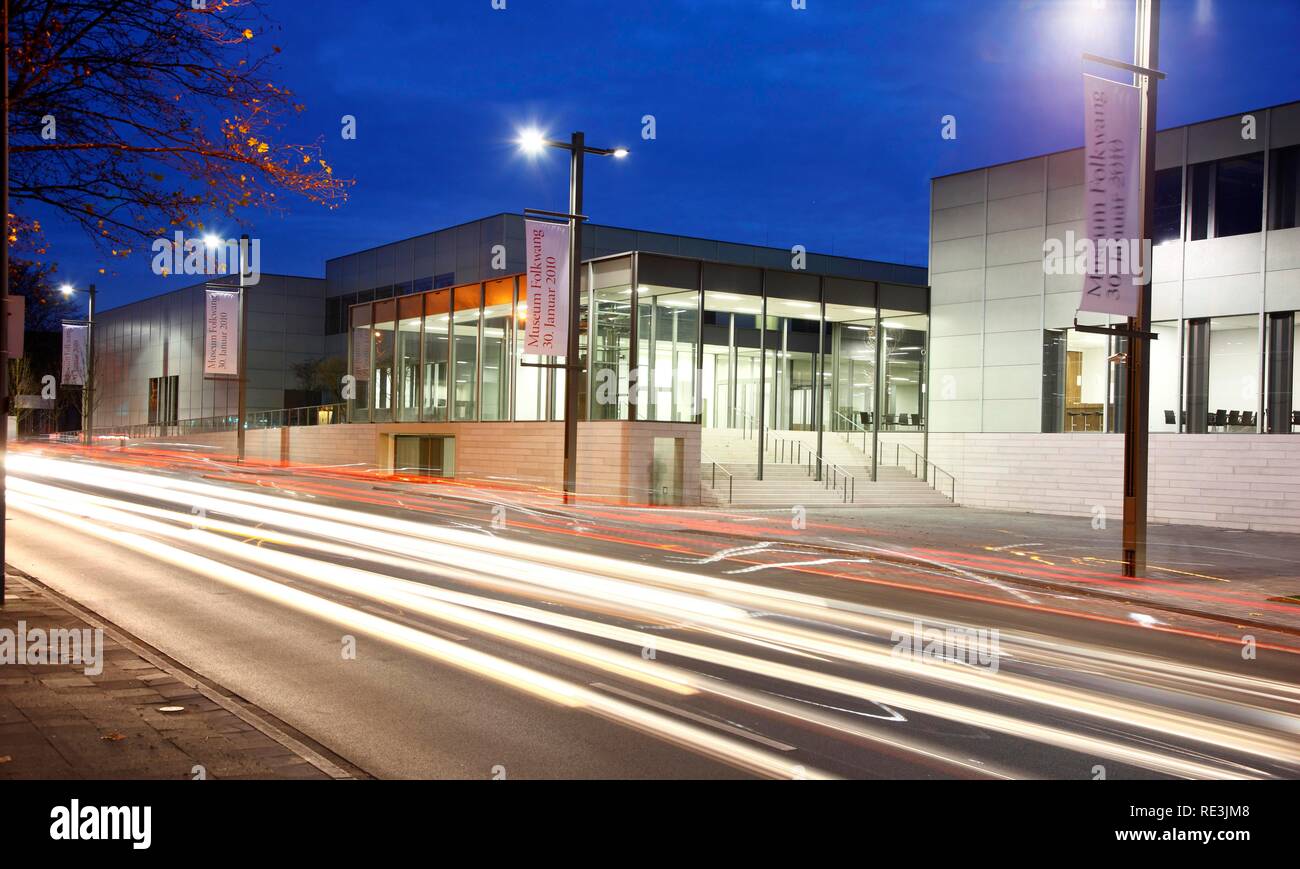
516;129;628;503
59;283;97;444
205;233;251;461
1080;0;1162;577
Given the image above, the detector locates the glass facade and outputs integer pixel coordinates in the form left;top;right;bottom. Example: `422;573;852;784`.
1041;312;1300;435
346;253;929;446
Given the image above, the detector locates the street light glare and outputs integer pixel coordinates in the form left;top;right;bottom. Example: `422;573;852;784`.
517;128;548;155
60;283;75;297
203;233;222;249
612;148;630;159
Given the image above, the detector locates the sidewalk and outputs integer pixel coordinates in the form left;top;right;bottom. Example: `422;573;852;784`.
0;571;353;780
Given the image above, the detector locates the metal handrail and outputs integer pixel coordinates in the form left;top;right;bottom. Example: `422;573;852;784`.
832;409;870;453
700;451;734;504
87;402;348;441
768;435;856;503
731;407;758;440
879;439;957;502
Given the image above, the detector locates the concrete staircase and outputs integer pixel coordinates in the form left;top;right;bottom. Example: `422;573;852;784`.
701;428;955;508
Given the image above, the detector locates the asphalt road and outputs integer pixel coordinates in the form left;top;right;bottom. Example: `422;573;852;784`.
5;445;1299;779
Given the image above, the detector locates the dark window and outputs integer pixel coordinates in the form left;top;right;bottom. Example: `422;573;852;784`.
373;285;395;300
1189;161;1212;241
396;281;414;296
1214;153;1264;238
1153;167;1182;244
325;297;342;335
1270;144;1300;231
355;288;375;304
433;272;455;289
147;375;179;425
412;276;434;294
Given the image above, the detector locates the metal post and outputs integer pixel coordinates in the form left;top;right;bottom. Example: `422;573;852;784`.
0;0;9;606
85;284;96;444
815;280;825;479
1122;0;1160;577
871;306;882;482
237;234;249;462
563;133;584;504
756;273;767;481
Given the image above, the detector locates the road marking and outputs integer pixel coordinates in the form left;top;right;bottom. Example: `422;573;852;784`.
590;682;797;752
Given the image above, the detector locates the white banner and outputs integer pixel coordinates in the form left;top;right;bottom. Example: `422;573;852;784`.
204;288;240;376
1080;73;1143;317
61;323;88;387
523;218;571;357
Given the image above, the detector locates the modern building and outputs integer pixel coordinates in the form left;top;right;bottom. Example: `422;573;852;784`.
93;216;930;504
917;98;1300;532
93;274;327;428
928;99;1300;436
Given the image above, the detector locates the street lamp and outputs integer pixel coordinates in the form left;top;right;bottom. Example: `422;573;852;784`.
515;128;628;504
60;282;97;445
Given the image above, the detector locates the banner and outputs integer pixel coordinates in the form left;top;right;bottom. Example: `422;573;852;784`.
204;288;240;376
61;323;88;387
1080;74;1142;317
523;218;571;357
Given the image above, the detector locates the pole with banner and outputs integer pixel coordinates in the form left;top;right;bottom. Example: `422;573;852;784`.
61;323;89;388
523;217;572;358
1078;0;1163;577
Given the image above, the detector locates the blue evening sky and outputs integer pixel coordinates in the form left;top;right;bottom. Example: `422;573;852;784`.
35;0;1300;309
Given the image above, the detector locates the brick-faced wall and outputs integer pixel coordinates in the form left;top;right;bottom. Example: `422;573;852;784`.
130;420;701;505
880;432;1300;533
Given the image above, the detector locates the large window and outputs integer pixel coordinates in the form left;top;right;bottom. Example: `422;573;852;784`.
589;259;634;421
349;304;371;422
826;303;877;439
370;299;395;422
481;278;513;422
1189;314;1261;433
1150;321;1180;430
1270;144;1300;231
637;257;700;423
422;290;449;422
881;312;927;430
395;296;421;422
1188;153;1264;240
1153;167;1183;245
451;285;480;421
1043;326;1109;432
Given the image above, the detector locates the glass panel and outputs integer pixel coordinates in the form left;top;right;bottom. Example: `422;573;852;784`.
1208;314;1260;433
825;303;877;439
1057;327;1108;432
1190;161;1212;241
422;290;449;421
395;296;421;422
638;285;699;422
514;288;545;421
1149;321;1180;431
349;304;371;423
371;299;395;422
701;291;763;430
481;278;513;421
766;297;822;433
1270;145;1300;231
452;285;481;421
880;311;928;431
1153;167;1182;245
591;284;633;420
1214;153;1264;238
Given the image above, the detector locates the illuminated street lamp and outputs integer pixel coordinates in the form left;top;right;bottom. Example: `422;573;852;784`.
513;127;628;504
60;282;97;445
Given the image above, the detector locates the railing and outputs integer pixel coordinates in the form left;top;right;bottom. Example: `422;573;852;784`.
85;402;348;441
731;407;758;441
768;436;856;504
878;440;957;502
700;452;734;504
832;410;870;454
